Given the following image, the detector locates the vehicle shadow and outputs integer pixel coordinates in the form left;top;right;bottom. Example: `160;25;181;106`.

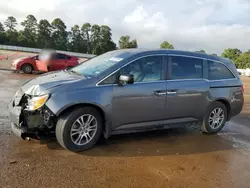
45;125;237;157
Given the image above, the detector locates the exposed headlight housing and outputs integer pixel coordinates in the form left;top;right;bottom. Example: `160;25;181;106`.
26;94;50;111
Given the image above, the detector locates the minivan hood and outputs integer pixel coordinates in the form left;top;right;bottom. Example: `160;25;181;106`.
21;70;84;95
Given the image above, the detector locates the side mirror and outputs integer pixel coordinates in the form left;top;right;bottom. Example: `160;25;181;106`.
119;74;134;85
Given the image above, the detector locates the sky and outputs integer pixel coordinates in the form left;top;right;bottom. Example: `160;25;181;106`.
0;0;250;54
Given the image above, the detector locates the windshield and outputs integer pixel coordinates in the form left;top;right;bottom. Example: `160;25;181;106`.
71;51;130;78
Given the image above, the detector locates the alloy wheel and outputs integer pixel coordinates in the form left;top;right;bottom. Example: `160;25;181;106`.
208;107;225;129
70;114;98;146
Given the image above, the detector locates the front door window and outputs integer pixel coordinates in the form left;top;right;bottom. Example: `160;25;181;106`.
120;56;163;83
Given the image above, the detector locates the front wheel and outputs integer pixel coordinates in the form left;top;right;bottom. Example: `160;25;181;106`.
201;102;228;134
21;64;33;74
56;107;103;152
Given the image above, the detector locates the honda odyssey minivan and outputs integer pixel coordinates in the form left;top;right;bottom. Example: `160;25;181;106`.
9;49;244;152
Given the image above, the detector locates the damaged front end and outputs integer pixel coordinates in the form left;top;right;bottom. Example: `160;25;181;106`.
9;89;57;140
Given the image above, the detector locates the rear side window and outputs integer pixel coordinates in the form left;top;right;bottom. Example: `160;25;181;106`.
208;61;235;80
56;53;66;59
65;55;71;59
170;56;203;79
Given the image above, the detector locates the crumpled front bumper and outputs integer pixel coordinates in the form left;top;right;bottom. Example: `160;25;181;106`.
8;101;27;139
11;123;26;139
9;98;56;139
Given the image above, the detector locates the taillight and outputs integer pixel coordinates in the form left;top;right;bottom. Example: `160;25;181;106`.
241;85;245;93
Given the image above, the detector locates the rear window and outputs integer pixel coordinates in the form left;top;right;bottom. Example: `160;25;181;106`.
170;56;203;79
208;61;235;80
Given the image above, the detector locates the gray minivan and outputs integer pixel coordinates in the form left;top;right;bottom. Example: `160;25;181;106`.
9;49;244;152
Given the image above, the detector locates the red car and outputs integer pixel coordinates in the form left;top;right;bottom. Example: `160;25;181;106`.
11;53;79;74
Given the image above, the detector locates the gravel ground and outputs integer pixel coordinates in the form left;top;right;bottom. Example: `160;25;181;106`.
0;50;36;69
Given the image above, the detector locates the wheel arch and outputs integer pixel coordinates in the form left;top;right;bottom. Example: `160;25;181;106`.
211;98;231;120
21;63;34;71
56;103;110;138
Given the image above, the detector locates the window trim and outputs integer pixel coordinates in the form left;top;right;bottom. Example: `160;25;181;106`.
168;54;237;81
96;53;238;86
168;55;204;80
96;54;166;86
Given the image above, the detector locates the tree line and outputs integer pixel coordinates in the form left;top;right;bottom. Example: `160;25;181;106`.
195;48;250;69
0;15;249;68
160;42;250;69
0;15;138;55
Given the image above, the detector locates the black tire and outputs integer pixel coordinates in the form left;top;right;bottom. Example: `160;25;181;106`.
56;107;103;152
201;101;228;134
21;64;33;74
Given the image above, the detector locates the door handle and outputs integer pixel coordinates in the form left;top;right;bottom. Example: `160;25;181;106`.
167;91;177;95
154;91;167;96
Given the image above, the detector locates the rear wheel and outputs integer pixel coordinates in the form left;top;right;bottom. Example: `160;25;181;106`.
201;102;227;134
21;64;33;74
56;107;103;152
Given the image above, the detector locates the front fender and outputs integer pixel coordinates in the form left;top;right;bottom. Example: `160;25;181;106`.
46;86;113;133
46;87;113;116
46;86;114;138
16;61;25;70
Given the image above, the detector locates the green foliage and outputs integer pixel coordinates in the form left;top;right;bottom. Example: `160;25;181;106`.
81;23;92;53
0;22;4;32
119;35;137;49
51;18;68;50
160;41;174;49
37;19;53;48
99;25;116;54
220;48;250;68
221;48;242;61
0;15;117;54
5;16;17;32
17;30;26;46
20;15;37;47
221;48;250;68
4;16;18;45
0;22;5;44
91;24;101;54
235;51;250;69
69;25;86;53
196;50;205;53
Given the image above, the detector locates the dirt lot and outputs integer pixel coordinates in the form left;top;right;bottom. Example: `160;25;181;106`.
0;71;250;188
0;50;36;69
